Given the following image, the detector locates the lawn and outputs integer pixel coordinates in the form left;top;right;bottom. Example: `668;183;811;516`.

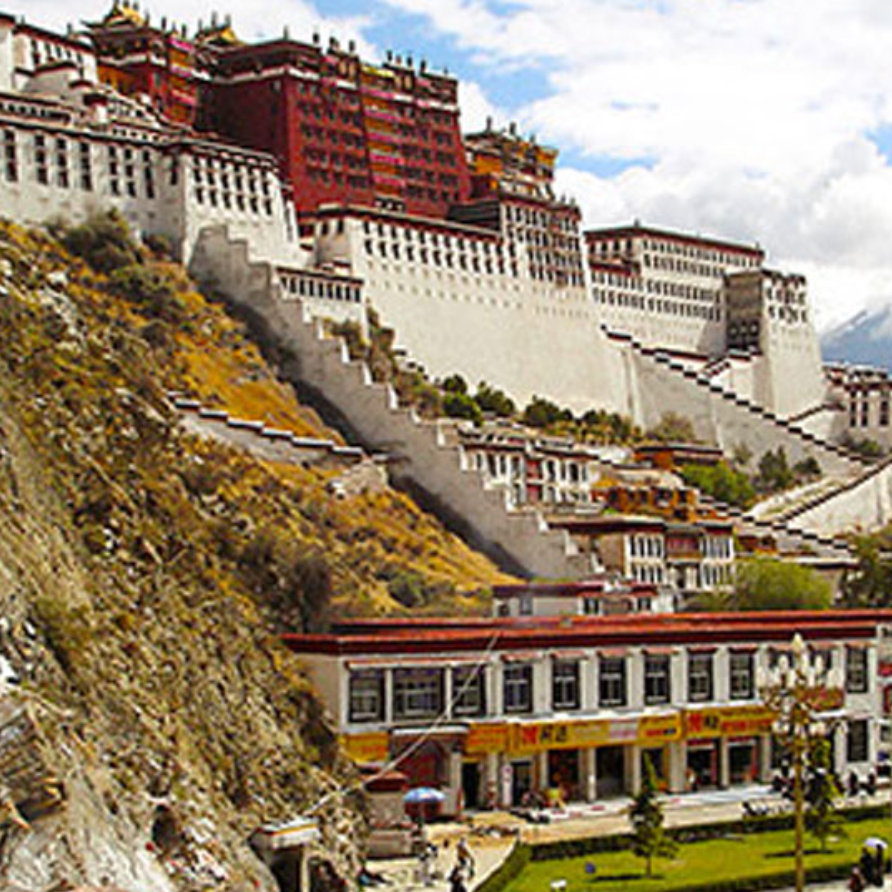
505;817;890;892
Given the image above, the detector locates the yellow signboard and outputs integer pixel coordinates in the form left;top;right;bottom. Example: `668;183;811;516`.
683;705;775;739
639;713;682;743
340;732;389;763
465;723;509;755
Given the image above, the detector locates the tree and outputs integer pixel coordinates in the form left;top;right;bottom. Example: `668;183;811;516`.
732;442;753;468
441;373;468;395
442;391;483;424
806;738;845;852
521;396;571;429
757;448;793;492
680;462;755;509
841;529;892;607
474;381;515;418
629;756;677;877
647;412;698;443
733;558;832;611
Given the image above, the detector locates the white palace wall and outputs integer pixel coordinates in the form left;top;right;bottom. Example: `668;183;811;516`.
313;215;630;415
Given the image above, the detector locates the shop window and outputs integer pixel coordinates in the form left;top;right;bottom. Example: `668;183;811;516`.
846;647;868;693
644;654;670;705
503;663;533;714
552;659;580;711
688;652;714;702
729;651;754;700
599;656;627;707
393;667;443;720
452;666;486;718
348;669;384;723
847;718;869;763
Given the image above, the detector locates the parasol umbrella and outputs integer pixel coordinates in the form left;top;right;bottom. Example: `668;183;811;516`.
403;787;446;805
863;837;888;850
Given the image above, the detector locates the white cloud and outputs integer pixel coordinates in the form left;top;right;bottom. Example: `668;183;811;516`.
458;79;503;133
381;0;892;330
5;0;376;57
14;0;892;332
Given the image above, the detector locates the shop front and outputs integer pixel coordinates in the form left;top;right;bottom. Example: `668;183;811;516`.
683;705;775;789
686;739;719;788
728;737;759;784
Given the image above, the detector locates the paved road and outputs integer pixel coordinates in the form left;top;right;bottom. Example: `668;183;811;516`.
370;786;892;891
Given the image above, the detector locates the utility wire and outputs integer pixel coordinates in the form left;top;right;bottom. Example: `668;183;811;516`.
306;630;502;816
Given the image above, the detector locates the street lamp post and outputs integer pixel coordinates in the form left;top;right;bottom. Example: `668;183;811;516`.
757;633;844;892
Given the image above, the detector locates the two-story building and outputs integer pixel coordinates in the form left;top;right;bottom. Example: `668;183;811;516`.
287;610;886;816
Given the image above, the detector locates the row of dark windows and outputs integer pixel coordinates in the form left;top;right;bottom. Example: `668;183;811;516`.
348;647;870;724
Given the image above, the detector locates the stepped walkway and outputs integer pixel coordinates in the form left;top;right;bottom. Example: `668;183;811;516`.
607;327;866;477
189;225;586;580
608;328;892;542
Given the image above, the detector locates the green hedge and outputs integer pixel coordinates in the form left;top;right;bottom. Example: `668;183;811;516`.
528;802;886;862
476;841;531;892
643;862;851;892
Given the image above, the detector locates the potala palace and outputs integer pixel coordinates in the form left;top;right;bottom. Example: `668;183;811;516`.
3;2;892;577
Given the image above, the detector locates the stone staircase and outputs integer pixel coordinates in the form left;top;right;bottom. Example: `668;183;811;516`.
189;225;589;580
607;327;867;477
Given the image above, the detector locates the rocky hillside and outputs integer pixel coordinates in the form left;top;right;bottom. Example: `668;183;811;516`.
0;218;510;890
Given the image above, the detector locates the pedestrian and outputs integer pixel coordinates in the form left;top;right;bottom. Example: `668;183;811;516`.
457;836;476;879
850;866;866;892
449;865;468;892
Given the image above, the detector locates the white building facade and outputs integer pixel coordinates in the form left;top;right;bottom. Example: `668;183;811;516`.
290;611;885;816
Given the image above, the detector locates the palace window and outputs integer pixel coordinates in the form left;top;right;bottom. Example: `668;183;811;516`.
688;652;714;702
392;667;443;720
3;130;17;182
55;137;69;189
599;655;627;707
729;651;754;700
108;145;120;195
452;666;486;718
847;718;869;763
503;663;533;714
78;141;92;191
34;134;48;185
552;659;580;711
348;669;385;723
644;654;671;705
846;646;868;693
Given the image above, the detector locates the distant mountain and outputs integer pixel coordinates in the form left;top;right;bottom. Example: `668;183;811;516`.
821;306;892;371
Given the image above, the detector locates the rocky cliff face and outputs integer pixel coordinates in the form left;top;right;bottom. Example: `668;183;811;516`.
0;219;504;889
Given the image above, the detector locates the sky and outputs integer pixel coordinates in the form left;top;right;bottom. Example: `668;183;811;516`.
11;0;892;332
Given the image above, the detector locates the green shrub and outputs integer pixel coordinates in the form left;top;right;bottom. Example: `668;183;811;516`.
443;391;483;424
109;265;183;322
475;381;516;418
647;411;698;443
522;396;572;428
477;842;531;892
60;210;141;273
681;462;755;509
528;803;886;862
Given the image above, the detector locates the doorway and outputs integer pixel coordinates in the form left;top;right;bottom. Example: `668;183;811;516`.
596;746;625;798
462;761;481;810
